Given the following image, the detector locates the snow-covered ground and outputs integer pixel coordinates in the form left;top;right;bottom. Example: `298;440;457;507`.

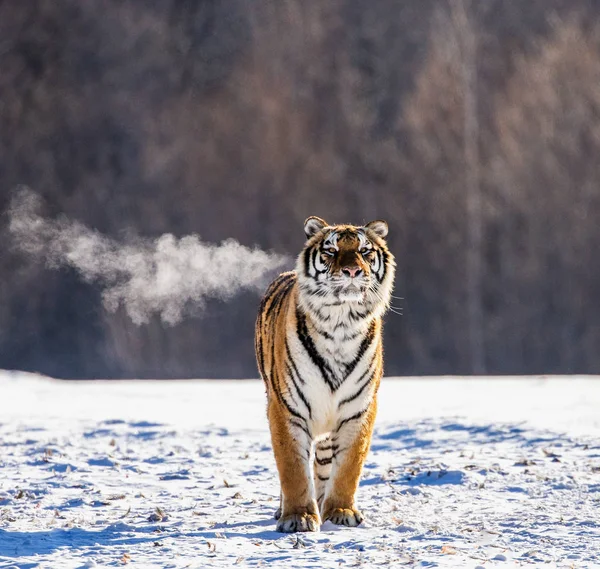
0;372;599;568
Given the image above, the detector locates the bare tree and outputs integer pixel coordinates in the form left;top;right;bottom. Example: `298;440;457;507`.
450;0;485;374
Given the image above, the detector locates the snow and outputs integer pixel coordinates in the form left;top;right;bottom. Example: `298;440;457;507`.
0;371;599;568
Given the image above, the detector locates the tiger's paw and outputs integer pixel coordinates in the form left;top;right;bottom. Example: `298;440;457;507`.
276;512;320;533
323;507;364;527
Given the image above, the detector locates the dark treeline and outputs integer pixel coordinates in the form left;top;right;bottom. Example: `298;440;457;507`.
1;0;599;378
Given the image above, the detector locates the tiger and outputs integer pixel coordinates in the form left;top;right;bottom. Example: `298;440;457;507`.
255;216;395;533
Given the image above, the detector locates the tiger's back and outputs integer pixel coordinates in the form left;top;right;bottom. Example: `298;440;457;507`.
255;217;395;533
255;271;297;387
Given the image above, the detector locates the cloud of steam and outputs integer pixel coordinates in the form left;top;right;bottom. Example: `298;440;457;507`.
8;189;291;325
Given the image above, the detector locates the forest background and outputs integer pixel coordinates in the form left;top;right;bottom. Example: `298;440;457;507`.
1;0;598;379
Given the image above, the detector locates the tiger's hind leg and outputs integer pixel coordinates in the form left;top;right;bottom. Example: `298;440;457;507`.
313;437;333;513
322;398;377;527
268;398;320;532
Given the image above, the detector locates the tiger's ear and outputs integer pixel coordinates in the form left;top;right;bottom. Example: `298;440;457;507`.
365;220;388;239
304;216;328;238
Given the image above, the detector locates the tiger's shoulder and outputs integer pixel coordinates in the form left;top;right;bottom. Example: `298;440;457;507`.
256;271;298;329
255;271;297;379
259;269;296;310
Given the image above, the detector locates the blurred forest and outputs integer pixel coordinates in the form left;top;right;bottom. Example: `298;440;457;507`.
1;0;599;378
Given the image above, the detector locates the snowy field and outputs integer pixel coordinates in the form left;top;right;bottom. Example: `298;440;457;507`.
0;372;599;569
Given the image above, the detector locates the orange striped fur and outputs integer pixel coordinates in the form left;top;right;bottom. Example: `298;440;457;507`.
255;217;395;532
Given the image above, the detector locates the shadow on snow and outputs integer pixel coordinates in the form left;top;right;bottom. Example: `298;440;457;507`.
0;518;288;559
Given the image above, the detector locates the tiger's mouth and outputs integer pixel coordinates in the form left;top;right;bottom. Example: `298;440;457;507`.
337;282;366;303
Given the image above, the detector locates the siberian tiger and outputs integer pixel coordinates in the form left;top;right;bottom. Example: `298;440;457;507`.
255;216;395;533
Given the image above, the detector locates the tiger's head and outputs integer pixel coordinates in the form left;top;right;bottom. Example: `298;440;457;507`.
296;216;395;315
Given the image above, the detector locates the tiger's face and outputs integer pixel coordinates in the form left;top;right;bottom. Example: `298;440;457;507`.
297;216;394;307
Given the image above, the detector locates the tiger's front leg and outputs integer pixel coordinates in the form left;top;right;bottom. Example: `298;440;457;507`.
322;397;377;526
267;397;320;533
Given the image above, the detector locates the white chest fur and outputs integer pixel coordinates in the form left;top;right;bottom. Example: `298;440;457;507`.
286;302;379;438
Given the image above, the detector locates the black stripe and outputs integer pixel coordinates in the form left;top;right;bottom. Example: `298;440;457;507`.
257;276;284;380
303;246;312;278
265;274;295;320
379;249;389;282
343;320;377;379
271;369;305;423
264;272;292;303
339;366;376;408
295;308;337;391
285;379;299;408
269;337;306;424
312;306;332;324
312;248;326;275
256;323;266;380
316;456;332;466
301;281;325;296
286;361;312;419
336;407;368;431
316;474;329;481
342;330;363;342
290;419;312;439
285;340;305;385
314;325;334;340
356;352;378;384
316;442;339;453
299;442;312;460
348;307;368;321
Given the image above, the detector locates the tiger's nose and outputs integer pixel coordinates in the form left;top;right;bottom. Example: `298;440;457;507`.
342;266;362;278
